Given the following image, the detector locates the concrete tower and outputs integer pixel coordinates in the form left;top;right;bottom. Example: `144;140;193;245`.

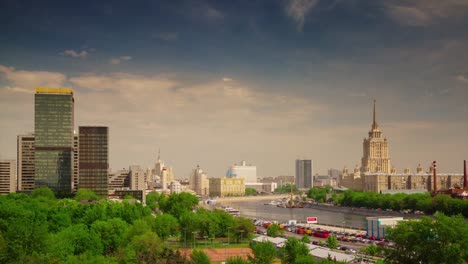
361;100;391;174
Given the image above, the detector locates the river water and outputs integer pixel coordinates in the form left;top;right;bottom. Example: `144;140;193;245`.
224;200;367;230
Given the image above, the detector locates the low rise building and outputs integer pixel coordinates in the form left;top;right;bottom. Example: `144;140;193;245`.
245;182;277;193
209;177;245;197
366;216;404;239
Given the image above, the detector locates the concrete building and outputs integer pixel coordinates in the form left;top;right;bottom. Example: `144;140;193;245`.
366;216;404;239
296;159;313;189
260;175;294;187
108;169;130;190
34;87;74;196
129;165;145;190
209;177;245;197
78;126;109;198
245;182;277;193
169;181;181;194
361;100;391;174
0;160;16;194
313;175;337;188
190;165;210;196
226;161;257;183
72;135;79;192
17;133;35;192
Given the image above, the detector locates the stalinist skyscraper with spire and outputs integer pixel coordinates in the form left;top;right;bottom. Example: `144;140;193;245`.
361;100;391;174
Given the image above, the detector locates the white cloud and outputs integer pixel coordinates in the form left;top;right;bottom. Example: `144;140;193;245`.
385;0;468;26
222;77;232;82
63;49;89;59
456;75;468;85
284;0;319;31
0;65;66;89
110;56;132;65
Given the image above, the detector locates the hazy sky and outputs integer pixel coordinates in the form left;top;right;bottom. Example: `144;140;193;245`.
1;0;467;178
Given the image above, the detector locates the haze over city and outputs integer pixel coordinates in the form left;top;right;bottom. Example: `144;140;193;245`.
1;0;467;177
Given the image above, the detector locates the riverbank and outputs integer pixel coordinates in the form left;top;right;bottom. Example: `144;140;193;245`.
212;194;288;203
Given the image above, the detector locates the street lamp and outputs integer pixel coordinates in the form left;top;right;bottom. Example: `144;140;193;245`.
342;221;346;233
204;235;208;247
239;230;245;244
227;227;232;245
183;228;187;248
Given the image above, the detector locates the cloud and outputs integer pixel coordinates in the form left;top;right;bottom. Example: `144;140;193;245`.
153;32;179;41
63;49;89;59
456;75;468;85
284;0;319;31
109;56;132;65
222;77;232;82
385;0;468;26
0;65;66;89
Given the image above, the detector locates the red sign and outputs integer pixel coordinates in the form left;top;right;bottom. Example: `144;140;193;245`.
307;217;318;224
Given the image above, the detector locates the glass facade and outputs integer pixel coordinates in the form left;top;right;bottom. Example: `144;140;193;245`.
78;126;109;198
35;91;74;196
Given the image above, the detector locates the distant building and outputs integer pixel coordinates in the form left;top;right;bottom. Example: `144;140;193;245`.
209;177;245;197
260;175;294;187
78;126;109;198
170;181;181;194
190;165;210;196
245;182;277;193
296;159;313;189
129;165;146;190
361;100;391;174
0;160;16;194
34;87;74;195
366;216;404;239
313;175;337;188
17;133;35;192
227;161;257;183
108;169;130;190
328;169;341;178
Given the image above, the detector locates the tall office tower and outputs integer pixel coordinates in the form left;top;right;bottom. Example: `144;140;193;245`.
72;135;79;192
226;161;257;183
129;165;145;190
78;126;109;198
34;88;74;196
0;160;16;194
360;100;391;174
17;133;35;192
190;165;210;196
295;159;313;189
153;151;164;181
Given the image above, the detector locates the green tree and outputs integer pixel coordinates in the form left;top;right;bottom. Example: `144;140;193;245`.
361;244;379;256
267;223;283;237
130;231;165;264
275;184;298;194
190;250;210;264
249;241;277;264
233;217;255;243
326;235;339;249
31;187;56;200
280;237;310;264
293;255;316;264
227;256;250;264
161;193;199;218
301;234;310;244
245;188;257;196
153;213;180;240
385;213;468;264
75;188;99;201
146;192;160;211
91;218;129;255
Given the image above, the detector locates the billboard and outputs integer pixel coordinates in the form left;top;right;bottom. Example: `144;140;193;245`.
306;217;318;224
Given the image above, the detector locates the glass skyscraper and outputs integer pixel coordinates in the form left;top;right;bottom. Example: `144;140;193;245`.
34;88;74;196
78;126;109;198
295;159;313;189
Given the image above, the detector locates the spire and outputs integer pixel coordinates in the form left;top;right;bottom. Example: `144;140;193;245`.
372;99;378;130
157;148;161;161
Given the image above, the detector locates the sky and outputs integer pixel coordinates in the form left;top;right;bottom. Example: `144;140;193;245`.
1;0;467;178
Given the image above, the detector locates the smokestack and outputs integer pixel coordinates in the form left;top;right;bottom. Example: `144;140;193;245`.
433;161;437;192
464;160;467;189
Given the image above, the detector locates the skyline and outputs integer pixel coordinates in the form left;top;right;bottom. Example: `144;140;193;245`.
1;0;467;177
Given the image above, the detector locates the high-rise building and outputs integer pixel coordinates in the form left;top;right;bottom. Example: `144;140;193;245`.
17;133;35;192
72;135;79;192
296;159;313;189
108;168;130;190
226;161;257;183
34;87;74;196
190;165;210;196
78;126;109;198
129;165;145;190
361;100;391;174
0;160;16;194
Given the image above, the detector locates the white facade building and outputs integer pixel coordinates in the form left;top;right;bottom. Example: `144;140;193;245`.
0;160;16;194
227;161;257;183
169;181;181;194
190;165;210;196
129;165;145;190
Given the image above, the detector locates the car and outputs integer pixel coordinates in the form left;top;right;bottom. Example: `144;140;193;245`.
345;249;357;254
